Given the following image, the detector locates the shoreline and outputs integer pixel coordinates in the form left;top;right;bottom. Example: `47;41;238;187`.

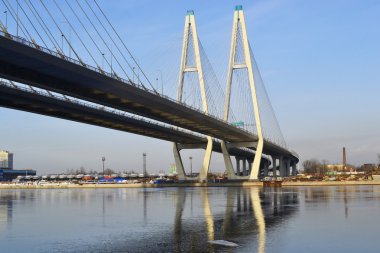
1;180;380;189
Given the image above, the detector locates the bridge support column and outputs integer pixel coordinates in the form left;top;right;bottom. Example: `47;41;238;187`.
173;143;187;181
272;156;277;178
279;156;285;177
236;158;241;176
243;159;247;176
199;137;213;182
286;159;291;177
249;140;264;180
291;163;297;176
221;140;238;179
175;11;214;183
173;139;212;182
223;7;264;181
263;160;269;177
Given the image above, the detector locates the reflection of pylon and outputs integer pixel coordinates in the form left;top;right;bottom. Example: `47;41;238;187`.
173;10;213;182
221;5;264;180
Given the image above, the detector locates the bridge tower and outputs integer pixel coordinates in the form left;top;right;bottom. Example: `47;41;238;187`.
221;6;264;180
173;10;213;182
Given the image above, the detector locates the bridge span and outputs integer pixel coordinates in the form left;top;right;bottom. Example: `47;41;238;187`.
0;81;260;160
0;4;298;181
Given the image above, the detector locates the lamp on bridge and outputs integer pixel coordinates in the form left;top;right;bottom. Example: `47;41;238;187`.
189;156;193;177
102;53;105;69
3;11;7;29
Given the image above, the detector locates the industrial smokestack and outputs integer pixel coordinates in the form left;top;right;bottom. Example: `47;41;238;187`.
343;147;347;171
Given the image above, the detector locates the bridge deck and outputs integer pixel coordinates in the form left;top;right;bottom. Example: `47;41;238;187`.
0;34;297;163
0;82;257;159
0;35;256;143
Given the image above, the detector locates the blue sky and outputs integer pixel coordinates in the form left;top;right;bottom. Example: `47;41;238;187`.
1;0;379;174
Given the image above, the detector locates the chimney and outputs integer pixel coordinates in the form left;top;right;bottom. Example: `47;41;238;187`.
343;147;347;171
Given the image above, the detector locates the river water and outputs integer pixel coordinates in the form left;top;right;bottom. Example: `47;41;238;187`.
0;186;379;252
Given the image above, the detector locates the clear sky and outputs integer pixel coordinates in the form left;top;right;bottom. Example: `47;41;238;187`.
0;0;379;174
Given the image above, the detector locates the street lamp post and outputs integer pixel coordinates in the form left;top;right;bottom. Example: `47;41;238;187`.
4;11;7;29
16;0;19;36
189;156;193;177
110;47;113;76
61;34;64;52
157;70;163;95
132;67;136;84
102;53;105;69
62;21;72;57
102;156;105;175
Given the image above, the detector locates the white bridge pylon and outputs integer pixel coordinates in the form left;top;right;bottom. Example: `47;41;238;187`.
222;5;264;180
174;7;269;181
173;10;213;182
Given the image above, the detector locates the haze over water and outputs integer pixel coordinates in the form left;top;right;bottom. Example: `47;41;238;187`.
0;186;379;252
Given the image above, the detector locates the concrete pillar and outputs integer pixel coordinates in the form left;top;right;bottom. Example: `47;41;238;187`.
243;159;247;176
292;163;297;176
248;161;252;175
286;159;291;177
173;143;186;181
279;156;284;177
272;157;277;178
236;158;240;176
221;141;237;179
263;160;269;177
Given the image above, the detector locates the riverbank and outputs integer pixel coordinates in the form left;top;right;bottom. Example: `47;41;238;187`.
1;180;380;189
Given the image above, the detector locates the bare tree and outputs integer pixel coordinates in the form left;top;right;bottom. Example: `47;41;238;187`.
104;168;115;175
75;166;86;174
88;169;98;175
66;168;75;175
321;160;329;175
302;159;321;174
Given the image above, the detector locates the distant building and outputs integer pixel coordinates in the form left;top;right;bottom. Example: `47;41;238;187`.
326;164;356;172
326;164;344;171
0;150;37;181
359;163;377;171
168;164;177;174
0;169;36;181
0;150;13;169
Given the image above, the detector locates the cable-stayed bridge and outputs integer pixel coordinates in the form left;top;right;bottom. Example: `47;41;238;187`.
0;1;298;181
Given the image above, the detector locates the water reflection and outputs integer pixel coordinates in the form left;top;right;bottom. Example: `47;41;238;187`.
0;191;13;232
1;186;380;252
173;187;299;252
251;188;265;253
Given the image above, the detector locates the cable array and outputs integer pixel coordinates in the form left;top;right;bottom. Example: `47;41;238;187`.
179;27;230;120
0;0;157;92
226;22;287;147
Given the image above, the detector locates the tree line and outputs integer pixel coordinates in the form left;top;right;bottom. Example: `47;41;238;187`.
302;156;380;174
64;166;139;175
